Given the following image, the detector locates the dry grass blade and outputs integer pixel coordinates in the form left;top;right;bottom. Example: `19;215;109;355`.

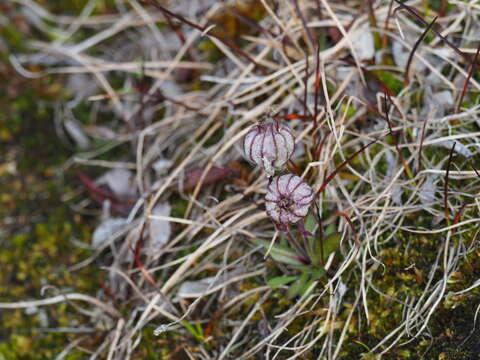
0;293;120;318
417;113;429;172
444;142;456;223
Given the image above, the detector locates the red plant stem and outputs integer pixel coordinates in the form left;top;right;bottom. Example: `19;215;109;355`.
99;280;116;304
456;42;480;113
313;42;321;125
439;0;449;17
292;0;315;50
204;307;225;337
311;40;322;153
452;203;467;233
336;210;360;246
304;47;310;119
315;139;378;197
382;0;394;50
297;220;313;253
129;242;157;288
404;16;437;85
383;94;412;178
158;7;195;62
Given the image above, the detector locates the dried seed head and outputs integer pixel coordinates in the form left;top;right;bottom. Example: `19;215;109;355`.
265;174;314;226
243;121;295;175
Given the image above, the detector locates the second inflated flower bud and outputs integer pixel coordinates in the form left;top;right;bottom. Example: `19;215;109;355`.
265;174;314;229
243;120;294;176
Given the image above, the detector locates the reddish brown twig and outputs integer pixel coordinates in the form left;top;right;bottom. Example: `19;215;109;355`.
336;210;360;246
382;0;395;50
404;16;437;85
292;0;315;51
456;42;480;113
452;203;467;233
274;114;313;121
315;139;378;197
129;243;157;287
313;42;322;125
303;43;310;119
438;0;449;17
313;131;331;162
204;307;225;337
383;94;413;179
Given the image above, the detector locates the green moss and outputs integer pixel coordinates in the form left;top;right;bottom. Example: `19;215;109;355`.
373;70;404;95
335;218;480;358
0;33;101;358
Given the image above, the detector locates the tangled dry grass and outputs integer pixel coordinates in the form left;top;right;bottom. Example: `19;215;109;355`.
2;0;480;358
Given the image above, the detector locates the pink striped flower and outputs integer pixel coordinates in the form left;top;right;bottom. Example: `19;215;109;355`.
265;174;314;227
243;121;294;175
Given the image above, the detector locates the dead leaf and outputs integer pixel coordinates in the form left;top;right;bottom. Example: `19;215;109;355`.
92;218;127;249
98;168;136;198
148;202;172;250
182;166;235;191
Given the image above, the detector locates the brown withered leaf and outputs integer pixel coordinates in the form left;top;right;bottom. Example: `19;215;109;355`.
76;171;134;215
328;27;343;43
182;166;236;191
228;161;250;187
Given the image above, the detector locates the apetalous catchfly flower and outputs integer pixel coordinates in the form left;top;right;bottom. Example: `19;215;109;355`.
265;174;314;229
243;120;294;176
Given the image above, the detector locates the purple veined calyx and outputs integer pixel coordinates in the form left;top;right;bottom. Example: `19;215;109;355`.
265;174;314;231
243;120;295;176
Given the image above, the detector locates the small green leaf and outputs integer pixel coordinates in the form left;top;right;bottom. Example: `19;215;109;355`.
311;268;326;280
323;232;342;256
289;267;325;281
325;223;336;236
291;264;312;272
181;320;205;342
267;276;297;287
310;237;324;266
256;240;304;266
287;272;309;299
310;232;342;265
300;279;317;296
194;321;204;339
304;213;317;233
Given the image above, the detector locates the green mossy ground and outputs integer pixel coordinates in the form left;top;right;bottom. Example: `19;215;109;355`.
0;84;98;360
0;14;101;358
